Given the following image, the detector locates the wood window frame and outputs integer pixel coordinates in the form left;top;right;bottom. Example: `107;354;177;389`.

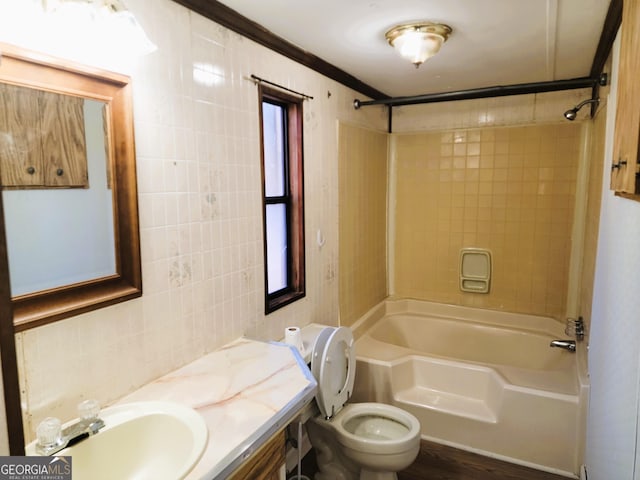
258;85;305;314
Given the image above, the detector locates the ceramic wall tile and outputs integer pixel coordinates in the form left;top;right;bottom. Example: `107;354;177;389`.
392;89;592;133
338;123;389;326
14;0;387;442
392;122;582;319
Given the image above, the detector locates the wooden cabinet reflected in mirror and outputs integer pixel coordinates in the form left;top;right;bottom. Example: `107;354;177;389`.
0;83;90;188
0;43;142;331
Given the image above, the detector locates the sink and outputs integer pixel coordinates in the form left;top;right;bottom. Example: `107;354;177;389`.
26;401;208;480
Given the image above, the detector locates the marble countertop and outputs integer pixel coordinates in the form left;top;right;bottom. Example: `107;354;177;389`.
118;337;317;479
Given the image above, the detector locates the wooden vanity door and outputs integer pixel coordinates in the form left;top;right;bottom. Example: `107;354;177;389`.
228;430;286;480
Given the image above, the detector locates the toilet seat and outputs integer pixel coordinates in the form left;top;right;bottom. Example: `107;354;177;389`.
311;327;356;419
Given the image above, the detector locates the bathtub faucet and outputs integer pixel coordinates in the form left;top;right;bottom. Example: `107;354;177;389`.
549;339;576;352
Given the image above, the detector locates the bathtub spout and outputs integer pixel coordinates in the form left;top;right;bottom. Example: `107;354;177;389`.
550;339;576;352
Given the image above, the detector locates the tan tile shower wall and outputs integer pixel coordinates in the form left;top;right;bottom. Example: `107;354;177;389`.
393;123;581;319
339;123;388;326
580;105;607;335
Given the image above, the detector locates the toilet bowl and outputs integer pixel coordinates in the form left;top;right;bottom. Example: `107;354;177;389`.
305;326;421;480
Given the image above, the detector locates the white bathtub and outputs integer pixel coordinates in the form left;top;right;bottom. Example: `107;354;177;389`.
350;298;588;478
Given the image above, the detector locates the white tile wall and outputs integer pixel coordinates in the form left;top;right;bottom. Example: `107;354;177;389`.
7;0;387;442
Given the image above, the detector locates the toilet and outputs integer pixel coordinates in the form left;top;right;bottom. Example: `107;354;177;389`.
303;326;421;480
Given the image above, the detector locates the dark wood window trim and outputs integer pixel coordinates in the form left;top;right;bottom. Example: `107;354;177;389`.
258;86;305;314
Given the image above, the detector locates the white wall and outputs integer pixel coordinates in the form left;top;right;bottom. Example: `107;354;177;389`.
585;33;640;480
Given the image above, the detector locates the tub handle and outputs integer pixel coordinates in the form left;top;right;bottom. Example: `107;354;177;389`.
549;339;576;352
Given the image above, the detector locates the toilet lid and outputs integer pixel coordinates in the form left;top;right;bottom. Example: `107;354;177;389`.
311;327;356;419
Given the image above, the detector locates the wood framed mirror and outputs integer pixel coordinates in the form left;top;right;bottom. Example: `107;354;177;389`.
0;43;142;331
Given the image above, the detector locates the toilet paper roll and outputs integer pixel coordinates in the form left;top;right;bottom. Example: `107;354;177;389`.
284;326;305;357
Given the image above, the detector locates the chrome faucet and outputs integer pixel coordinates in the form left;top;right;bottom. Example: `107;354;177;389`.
574;317;585;340
565;317;585;341
36;400;105;455
549;339;576;352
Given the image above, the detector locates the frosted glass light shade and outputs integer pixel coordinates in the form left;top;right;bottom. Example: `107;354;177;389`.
386;22;452;68
41;0;157;57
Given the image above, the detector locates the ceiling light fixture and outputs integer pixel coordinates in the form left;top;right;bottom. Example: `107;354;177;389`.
385;22;452;68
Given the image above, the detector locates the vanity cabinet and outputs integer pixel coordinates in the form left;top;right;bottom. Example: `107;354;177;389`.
611;0;640;196
0;83;88;189
228;429;286;480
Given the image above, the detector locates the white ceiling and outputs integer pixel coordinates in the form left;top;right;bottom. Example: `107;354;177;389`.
216;0;611;97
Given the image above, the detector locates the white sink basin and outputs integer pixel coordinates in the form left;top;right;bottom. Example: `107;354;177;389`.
27;401;208;480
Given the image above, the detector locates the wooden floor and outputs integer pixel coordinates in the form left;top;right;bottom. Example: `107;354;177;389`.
397;440;568;480
299;439;568;480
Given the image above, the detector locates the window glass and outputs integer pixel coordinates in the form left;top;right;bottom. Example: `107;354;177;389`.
262;102;285;197
265;203;288;293
259;86;305;313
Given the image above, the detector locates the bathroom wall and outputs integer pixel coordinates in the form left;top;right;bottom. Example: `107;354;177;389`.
585;33;640;480
392;121;582;319
338;123;388;326
575;49;613;342
333;89;592;325
1;0;621;457
578;102;607;335
391;89;593;133
6;0;386;441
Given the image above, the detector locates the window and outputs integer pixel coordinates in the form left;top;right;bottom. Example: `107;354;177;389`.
259;86;305;313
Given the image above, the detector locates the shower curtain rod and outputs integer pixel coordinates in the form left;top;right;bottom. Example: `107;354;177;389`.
353;76;597;109
250;74;314;100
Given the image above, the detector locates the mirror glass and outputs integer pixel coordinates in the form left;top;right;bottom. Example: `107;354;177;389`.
2;93;117;296
0;42;142;331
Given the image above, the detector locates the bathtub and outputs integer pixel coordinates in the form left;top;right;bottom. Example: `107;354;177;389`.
350;298;588;478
